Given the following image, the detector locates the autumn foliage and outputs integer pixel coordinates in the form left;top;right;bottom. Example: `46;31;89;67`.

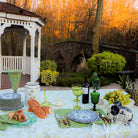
7;0;138;47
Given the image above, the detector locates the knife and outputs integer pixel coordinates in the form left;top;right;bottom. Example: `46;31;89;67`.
61;115;67;125
65;115;71;126
56;114;62;126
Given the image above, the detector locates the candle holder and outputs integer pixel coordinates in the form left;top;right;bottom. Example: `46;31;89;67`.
91;90;100;111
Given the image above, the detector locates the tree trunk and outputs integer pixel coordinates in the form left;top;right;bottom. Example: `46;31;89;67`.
67;20;70;38
24;0;28;9
85;1;96;41
92;0;103;54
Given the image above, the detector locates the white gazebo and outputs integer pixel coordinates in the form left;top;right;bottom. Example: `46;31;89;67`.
0;0;45;88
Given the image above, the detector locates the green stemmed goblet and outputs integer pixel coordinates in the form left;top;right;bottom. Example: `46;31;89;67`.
72;89;83;109
72;84;82;102
7;70;22;93
91;90;100;111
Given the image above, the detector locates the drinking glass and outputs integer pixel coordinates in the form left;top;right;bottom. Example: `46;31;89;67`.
72;89;83;109
91;90;100;111
72;84;82;102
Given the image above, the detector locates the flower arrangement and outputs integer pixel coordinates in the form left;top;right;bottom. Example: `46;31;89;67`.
104;90;131;106
40;70;59;86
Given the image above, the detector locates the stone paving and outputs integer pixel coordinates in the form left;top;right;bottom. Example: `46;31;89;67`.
0;73;137;91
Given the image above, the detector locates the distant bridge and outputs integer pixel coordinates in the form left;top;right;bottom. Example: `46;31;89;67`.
41;41;138;77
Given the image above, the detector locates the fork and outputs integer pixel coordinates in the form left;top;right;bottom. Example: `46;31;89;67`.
65;114;71;126
56;114;62;126
61;115;67;125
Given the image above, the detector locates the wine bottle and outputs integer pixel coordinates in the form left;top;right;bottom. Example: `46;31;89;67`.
82;75;89;104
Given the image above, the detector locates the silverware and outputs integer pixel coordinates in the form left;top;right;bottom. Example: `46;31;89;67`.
61;115;67;125
56;114;62;126
65;114;71;126
97;112;111;123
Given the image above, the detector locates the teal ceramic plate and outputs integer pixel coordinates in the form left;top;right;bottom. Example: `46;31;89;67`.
9;112;37;127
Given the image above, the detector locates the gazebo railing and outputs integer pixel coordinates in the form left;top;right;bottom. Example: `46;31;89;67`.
1;56;40;81
2;56;23;72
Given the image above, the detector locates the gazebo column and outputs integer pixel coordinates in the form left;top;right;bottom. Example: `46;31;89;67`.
23;36;27;75
30;33;35;82
0;35;1;89
38;29;41;72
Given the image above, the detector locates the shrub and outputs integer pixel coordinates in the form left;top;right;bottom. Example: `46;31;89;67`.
87;51;126;75
60;72;87;77
40;60;57;72
56;77;85;87
56;72;88;87
40;70;59;86
76;54;89;73
100;76;116;86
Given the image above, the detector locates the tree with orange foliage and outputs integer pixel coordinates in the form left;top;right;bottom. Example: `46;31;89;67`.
100;0;137;46
92;0;103;54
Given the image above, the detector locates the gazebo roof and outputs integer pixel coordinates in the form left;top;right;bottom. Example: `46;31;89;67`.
0;2;45;26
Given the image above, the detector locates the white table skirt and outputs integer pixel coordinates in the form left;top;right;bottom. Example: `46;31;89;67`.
0;89;138;138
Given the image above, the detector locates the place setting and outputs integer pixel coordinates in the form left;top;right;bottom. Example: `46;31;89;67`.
54;79;111;128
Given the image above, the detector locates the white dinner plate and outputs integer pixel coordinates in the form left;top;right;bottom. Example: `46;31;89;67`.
68;110;99;123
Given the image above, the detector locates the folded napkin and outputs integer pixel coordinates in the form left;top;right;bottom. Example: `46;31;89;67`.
0;122;8;131
0;114;20;131
54;108;110;128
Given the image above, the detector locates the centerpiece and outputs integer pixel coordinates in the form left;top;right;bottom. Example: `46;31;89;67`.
40;70;59;107
104;90;132;106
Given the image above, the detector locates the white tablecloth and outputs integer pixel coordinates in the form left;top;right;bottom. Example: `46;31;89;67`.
0;89;138;138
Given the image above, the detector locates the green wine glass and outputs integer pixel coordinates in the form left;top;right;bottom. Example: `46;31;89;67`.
7;70;22;93
91;90;100;111
72;84;82;102
72;89;83;109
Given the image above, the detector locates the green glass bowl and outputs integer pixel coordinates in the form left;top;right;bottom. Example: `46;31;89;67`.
73;90;83;96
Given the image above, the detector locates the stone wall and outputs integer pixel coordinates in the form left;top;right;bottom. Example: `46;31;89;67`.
41;41;92;72
41;41;138;77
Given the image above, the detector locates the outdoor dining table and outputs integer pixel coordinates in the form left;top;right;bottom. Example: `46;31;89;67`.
0;88;138;138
